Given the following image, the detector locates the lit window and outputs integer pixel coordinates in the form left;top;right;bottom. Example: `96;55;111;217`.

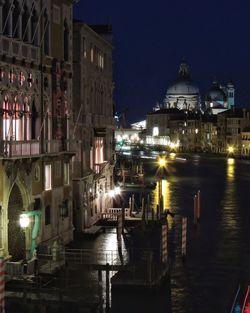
64;163;69;185
45;164;52;190
94;137;104;164
152;126;159;136
90;45;94;62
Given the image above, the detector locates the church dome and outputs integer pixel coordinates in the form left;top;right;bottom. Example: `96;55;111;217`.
164;61;200;111
205;81;226;102
167;79;199;95
167;61;199;95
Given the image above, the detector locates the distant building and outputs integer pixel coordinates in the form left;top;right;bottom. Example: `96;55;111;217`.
163;61;200;111
204;80;235;114
72;21;115;230
217;109;250;154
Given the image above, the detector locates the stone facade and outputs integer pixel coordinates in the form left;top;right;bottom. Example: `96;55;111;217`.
0;0;74;263
72;22;115;230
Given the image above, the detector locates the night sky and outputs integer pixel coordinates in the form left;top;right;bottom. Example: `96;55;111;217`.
73;0;250;124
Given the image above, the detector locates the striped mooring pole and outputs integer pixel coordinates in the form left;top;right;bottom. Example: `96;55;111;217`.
0;257;5;313
181;217;187;257
161;224;168;263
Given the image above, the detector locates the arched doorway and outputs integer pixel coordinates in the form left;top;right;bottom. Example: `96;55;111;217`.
8;184;25;261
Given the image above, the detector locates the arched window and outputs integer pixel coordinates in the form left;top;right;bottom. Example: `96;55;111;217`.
31;8;38;45
43;9;49;55
12;0;21;38
2;0;12;36
31;100;37;139
22;4;30;42
63;19;69;61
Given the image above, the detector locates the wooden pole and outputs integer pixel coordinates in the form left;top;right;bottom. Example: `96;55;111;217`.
0;257;5;313
131;194;135;213
141;197;145;222
105;264;110;312
129;196;132;216
197;190;201;221
193;195;198;226
98;270;103;313
146;194;150;223
181;217;187;258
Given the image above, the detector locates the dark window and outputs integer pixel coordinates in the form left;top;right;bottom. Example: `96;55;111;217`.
31;9;38;45
44;10;49;55
45;205;51;225
13;0;20;38
2;0;11;36
22;5;29;42
64;19;69;61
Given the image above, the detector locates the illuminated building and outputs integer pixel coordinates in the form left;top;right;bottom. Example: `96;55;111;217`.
0;0;74;269
217;108;250;154
72;22;115;230
204;80;235;114
163;60;200;111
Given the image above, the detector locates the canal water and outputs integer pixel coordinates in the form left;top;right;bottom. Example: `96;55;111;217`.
73;155;250;313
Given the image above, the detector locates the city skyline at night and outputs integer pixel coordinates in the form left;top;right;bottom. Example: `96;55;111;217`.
74;0;250;123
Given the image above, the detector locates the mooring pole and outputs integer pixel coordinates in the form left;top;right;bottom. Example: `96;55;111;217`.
182;217;187;258
197;190;201;221
193;195;198;226
105;264;110;312
98;270;103;313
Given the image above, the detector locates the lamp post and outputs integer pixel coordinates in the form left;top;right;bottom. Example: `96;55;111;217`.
19;213;30;274
157;157;166;219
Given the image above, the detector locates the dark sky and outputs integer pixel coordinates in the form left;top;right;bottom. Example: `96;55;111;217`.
73;0;250;124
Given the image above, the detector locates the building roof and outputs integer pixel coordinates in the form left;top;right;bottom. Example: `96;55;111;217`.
148;108;181;115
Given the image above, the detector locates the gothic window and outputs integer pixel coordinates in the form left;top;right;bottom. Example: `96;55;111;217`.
45;164;52;190
94;137;104;172
31;100;37;139
31;8;38;45
2;0;12;36
22;4;30;42
43;10;50;55
12;0;21;38
64;19;69;61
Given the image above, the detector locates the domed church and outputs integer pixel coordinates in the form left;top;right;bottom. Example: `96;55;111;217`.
163;60;200;111
204;80;235;114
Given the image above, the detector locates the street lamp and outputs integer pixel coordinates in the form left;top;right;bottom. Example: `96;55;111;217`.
108;189;115;198
228;145;234;154
19;213;30;229
114;186;121;195
158;157;166;168
157;157;167;218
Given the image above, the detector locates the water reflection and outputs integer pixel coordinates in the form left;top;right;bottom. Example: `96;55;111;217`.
227;158;235;180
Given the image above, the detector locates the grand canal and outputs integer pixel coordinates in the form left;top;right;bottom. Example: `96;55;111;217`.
71;154;250;313
112;154;250;313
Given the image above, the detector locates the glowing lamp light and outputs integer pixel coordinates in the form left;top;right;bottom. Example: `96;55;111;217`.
228;146;234;153
19;213;30;229
195;128;199;134
108;189;115;198
169;152;176;159
114;186;121;195
158;158;166;167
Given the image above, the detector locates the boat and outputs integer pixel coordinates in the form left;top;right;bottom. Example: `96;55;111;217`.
230;282;250;313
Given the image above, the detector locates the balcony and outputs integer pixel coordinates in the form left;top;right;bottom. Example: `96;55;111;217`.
0;36;39;64
0;139;74;158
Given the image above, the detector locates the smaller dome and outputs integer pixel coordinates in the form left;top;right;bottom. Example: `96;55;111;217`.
205;81;226;102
